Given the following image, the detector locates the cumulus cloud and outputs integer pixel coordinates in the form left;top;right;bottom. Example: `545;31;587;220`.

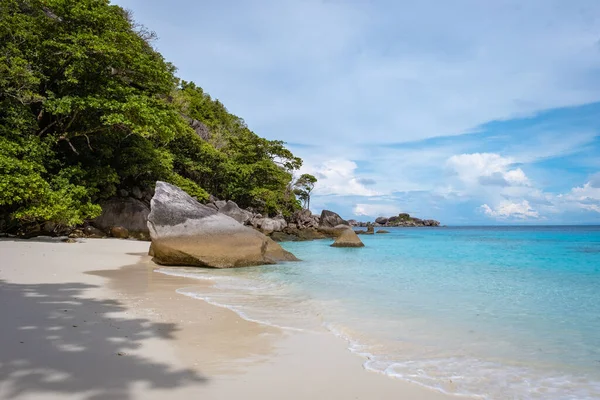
480;200;540;219
562;181;600;213
446;153;530;187
300;159;379;197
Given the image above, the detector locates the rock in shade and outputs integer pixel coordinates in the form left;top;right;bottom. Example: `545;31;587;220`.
131;186;143;199
93;197;150;237
83;225;105;238
376;229;390;234
331;228;364;248
375;217;388;225
110;226;129;238
319;210;349;228
270;232;300;242
147;181;298;268
291;209;318;229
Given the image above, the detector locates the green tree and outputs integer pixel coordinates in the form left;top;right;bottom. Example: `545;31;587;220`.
0;0;305;233
293;174;317;210
173;81;302;216
0;0;188;228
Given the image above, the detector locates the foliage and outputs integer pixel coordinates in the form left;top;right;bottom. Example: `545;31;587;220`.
0;0;306;232
398;213;411;220
173;82;304;214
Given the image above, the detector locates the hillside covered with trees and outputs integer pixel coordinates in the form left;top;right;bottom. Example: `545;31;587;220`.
0;0;309;234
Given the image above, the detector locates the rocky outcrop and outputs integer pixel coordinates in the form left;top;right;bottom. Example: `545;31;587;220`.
319;210;348;228
219;200;253;224
182;115;211;141
147;181;298;268
331;227;364;248
283;227;328;241
375;217;388;225
93;197;150;238
270;232;300;242
376;229;390;234
253;217;287;234
292;209;319;229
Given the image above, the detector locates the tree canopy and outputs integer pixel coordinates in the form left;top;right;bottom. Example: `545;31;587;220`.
0;0;311;233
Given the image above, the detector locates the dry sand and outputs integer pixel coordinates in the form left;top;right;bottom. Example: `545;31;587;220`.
0;238;467;400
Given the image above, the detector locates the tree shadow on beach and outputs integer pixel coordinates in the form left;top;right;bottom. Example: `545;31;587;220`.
0;280;207;400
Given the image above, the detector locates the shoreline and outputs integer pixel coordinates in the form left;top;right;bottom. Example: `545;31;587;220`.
0;238;465;400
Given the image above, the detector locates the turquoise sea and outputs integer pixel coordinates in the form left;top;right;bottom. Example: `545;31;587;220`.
158;226;600;399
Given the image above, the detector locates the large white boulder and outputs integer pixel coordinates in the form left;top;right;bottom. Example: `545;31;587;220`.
147;182;298;268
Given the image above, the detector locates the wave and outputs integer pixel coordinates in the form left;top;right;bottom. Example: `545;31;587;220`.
154;267;600;399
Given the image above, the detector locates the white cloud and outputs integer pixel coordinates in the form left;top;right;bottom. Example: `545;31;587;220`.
446;153;530;187
478;174;600;220
480;200;540;219
300;159;379;197
353;203;401;217
562;181;600;213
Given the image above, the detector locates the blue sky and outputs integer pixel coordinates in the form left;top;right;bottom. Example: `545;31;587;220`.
114;0;600;224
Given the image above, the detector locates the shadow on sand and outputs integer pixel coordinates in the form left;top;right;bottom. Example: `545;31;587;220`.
0;279;207;399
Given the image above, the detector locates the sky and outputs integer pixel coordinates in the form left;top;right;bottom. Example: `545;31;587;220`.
114;0;600;225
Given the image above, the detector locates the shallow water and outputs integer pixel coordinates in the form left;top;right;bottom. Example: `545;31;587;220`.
157;226;600;399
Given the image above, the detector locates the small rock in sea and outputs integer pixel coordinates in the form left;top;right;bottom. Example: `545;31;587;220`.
72;325;77;328
331;228;365;248
117;352;126;356
376;230;390;234
63;238;77;243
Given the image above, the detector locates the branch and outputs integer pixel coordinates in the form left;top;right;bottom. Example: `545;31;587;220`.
83;134;93;151
58;136;79;155
37;120;57;137
64;109;79;132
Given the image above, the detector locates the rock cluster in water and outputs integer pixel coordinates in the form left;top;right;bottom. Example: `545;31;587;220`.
349;213;440;228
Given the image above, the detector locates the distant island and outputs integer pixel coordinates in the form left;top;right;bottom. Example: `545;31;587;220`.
350;214;441;228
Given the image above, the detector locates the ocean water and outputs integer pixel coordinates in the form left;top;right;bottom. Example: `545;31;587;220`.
157;226;600;399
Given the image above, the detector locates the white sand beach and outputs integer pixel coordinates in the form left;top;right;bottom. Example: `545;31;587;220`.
0;238;464;400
